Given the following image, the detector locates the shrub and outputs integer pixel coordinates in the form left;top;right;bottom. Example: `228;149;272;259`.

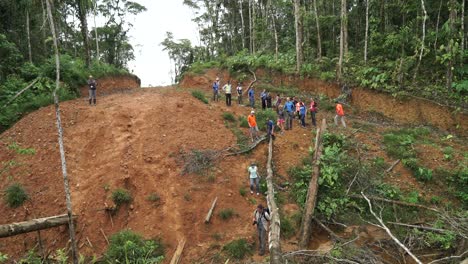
238;116;249;128
415;167;433;182
111;188;132;206
239;187;247;197
4;183;28;208
147;193;161;204
191;90;209;104
222;112;236;122
280;215;296;239
223;239;253;259
443;146;454;161
219;208;236;220
377;184;402;200
105;230;164;263
8;142;35;155
255;109;277;131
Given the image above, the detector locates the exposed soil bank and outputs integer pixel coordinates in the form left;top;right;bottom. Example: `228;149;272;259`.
181;69;467;136
79;74;141;97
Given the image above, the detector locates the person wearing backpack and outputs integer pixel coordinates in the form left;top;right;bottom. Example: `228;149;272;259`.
248;162;260;195
87;75;97;105
253;204;271;256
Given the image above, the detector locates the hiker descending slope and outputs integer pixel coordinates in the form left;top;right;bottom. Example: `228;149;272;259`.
253;204;271;256
87;75;97;106
248;162;260;195
334;100;347;128
248;111;259;142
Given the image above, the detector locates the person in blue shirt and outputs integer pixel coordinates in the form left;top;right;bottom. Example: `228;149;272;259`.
266;118;275;139
248;87;255;108
212;77;220;102
299;101;307;128
283;97;295;130
260;89;267;110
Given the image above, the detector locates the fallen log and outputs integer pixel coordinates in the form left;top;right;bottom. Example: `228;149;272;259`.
225;135;267;156
0;214;76;238
348;194;439;212
1;78;39;109
387;221;452;234
299;119;327;248
386;159;400;173
170;238;186;264
265;136;284;264
204;197;218;224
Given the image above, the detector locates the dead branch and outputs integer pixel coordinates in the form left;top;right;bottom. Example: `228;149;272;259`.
1;78;39;109
243;69;257;96
100;228;109;245
283;250;361;264
225;135;267;156
180;149;221;175
386;159;400;173
387;221;453;234
170;238;186;264
426;250;468;264
361;192;422;264
349;194;439;213
204;197;218;224
314;218;345;242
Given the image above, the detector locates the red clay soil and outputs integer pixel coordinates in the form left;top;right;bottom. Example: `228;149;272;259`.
79;75;141;97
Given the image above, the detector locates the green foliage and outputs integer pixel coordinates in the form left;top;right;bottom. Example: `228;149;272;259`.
219;208;236;220
147;193;161;204
280;215;296;239
111;188;132;206
238;116;249;128
415;167;433;182
254;109;277;131
222;112;236;122
223;239;253;260
17;250;42;264
413;229;456;250
377;184;402;200
443;146;454;161
239;187;247;197
404;191;420;204
4;183;28;208
448;164;468;207
105;230;164;263
191;90;209;104
0;252;8;263
8;142;35;155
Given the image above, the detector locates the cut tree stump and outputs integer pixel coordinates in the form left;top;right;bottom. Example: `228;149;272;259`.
205;197;218;224
170;238;186;264
0;214;76;238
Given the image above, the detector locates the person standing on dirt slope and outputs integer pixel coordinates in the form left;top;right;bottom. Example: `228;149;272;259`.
223;80;232;106
248;110;259;142
334;100;347;128
87;75;97;105
260;89;267;110
253;204;271;256
299;101;307;128
236;82;243;105
248;162;260;195
212;77;220;102
309;97;318;126
248;87;255;108
266;118;275;139
276;105;285;135
274;93;282;111
266;92;272;108
283;98;294;130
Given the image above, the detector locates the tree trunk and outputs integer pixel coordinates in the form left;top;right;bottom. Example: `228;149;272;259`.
93;1;100;60
77;0;90;67
413;0;428;82
434;0;443;50
252;0;256;54
313;0;322;60
239;0;246;50
461;0;465;54
337;0;347;81
26;10;32;64
249;0;253;54
0;214;75;238
294;0;303;72
45;0;79;263
272;10;279;61
265;137;283;264
298;119;327;248
364;0;369;64
446;0;456;90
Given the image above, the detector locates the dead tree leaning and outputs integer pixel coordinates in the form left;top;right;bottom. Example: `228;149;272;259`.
299;119;327;248
265;137;283;264
45;0;78;262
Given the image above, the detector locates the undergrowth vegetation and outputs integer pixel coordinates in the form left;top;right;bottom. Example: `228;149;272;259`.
191;90;209;104
4;183;28;208
104;230;164;263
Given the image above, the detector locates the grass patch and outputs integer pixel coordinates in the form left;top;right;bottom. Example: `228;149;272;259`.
219;208;236;220
111;188;132;206
239;187;247;197
191;90;209;104
8;142;36;155
4;183;28;208
238;116;249;128
280;215;296;239
147;193;161;204
255;109;277;131
222;112;236;122
105;230;164;263
223;239;253;260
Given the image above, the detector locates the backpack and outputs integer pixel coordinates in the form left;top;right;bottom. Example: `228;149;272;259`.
257;208;270;222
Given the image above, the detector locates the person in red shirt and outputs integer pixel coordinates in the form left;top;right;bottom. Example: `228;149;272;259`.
334;100;347;128
248;111;259;142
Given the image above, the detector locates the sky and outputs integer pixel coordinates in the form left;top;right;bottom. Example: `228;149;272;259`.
124;0;199;87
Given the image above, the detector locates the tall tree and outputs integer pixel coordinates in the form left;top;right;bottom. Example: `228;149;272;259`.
294;0;303;72
364;0;369;64
45;0;79;263
76;0;91;67
446;0;457;90
93;0;100;60
313;0;322;60
337;0;347;80
413;0;428;81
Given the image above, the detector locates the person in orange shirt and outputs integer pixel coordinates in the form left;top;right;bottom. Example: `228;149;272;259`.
334;100;347;128
248;111;259;142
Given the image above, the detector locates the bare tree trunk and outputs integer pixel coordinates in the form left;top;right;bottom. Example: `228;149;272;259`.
364;0;369;64
294;0;303;72
76;0;91;67
265;138;283;264
45;0;79;263
299;119;327;248
446;0;456;90
239;0;246;50
249;0;253;54
26;10;32;63
337;0;347;81
252;0;256;54
93;0;100;60
434;0;443;50
313;0;322;60
462;0;465;54
272;12;279;61
413;0;428;82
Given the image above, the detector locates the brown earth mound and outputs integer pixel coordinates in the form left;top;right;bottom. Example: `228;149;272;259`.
79;75;141;97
